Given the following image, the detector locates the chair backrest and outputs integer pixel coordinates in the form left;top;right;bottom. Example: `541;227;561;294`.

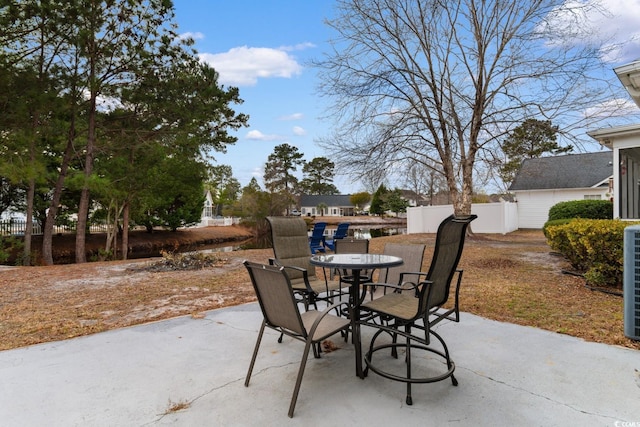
333;223;350;239
244;261;306;336
310;222;327;238
334;238;368;255
421;214;477;310
309;222;327;254
267;216;317;281
380;243;426;285
332;238;368;279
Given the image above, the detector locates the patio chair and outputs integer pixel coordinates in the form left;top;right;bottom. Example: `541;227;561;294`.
266;216;343;310
360;214;477;405
323;222;350;251
365;242;426;300
323;238;372;308
309;222;327;254
243;261;350;418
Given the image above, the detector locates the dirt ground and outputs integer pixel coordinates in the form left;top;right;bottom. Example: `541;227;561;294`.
1;222;638;352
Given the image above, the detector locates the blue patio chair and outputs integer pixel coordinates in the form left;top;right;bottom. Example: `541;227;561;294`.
323;222;350;251
309;222;327;254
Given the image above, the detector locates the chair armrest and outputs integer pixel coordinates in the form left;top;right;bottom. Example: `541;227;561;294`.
279;264;318;295
280;264;307;274
363;271;428;294
361;282;405;292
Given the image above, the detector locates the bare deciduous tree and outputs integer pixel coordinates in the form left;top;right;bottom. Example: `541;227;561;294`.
315;0;622;215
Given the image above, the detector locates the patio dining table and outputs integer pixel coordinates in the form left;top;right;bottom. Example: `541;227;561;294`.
310;253;403;378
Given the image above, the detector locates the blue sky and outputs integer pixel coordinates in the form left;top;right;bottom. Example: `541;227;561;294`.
172;1;346;191
172;0;640;195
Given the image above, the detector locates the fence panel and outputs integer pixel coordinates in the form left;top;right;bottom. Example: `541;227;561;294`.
407;201;519;234
0;220;109;236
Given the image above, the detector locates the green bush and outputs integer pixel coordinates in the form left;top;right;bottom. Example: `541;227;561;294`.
545;219;639;287
0;235;24;265
542;218;573;239
547;199;612;221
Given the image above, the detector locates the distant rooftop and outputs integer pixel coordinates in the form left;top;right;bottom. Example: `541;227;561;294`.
509;151;612;191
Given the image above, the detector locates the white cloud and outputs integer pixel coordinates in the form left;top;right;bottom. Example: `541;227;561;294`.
292;126;306;136
279;42;316;52
543;0;640;63
279;113;304;121
246;130;283;141
82;89;122;112
583;97;639;117
179;31;205;41
199;46;303;86
251;167;263;180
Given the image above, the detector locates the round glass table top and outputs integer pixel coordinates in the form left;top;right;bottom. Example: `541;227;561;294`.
310;253;403;269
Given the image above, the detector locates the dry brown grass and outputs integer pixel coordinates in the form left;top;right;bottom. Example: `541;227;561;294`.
1;229;638;351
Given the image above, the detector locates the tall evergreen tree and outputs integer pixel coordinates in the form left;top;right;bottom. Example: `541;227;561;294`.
299;157;340;195
499;119;571;186
263;143;304;211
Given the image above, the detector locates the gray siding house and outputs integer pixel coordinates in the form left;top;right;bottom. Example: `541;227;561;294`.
508;151;613;228
299;195;356;216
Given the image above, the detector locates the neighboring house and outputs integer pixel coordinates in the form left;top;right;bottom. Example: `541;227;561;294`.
588;60;640;220
299;194;356;216
400;190;429;206
508;152;613;228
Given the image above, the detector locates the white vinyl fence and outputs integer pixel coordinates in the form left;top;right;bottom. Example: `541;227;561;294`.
407;201;518;234
198;216;240;227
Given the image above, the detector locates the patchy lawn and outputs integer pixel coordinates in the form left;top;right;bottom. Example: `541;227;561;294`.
1;228;638;351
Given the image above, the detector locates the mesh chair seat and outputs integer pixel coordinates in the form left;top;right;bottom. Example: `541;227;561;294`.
361;292;419;320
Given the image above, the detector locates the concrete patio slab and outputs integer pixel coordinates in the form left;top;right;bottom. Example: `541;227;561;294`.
1;303;639;426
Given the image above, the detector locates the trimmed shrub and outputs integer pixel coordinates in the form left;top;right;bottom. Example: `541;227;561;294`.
542;218;573;239
547;199;612;221
545;219;639;287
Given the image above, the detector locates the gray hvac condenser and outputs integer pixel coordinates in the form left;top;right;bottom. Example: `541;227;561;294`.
623;225;640;340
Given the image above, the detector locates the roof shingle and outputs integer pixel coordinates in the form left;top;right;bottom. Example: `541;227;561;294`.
508;151;612;191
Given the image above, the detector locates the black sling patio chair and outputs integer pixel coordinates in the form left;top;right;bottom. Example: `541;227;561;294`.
243;261;350;418
360;214;477;405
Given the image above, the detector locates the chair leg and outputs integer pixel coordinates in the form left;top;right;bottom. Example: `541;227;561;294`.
405;324;413;405
288;340;313;418
313;342;321;358
245;321;266;387
432;329;458;387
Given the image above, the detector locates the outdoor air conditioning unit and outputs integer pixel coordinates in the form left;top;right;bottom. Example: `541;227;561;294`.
623;225;640;341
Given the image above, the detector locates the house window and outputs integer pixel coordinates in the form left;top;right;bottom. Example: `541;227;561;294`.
583;195;602;200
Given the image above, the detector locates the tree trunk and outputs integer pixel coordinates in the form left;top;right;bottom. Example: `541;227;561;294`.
23;178;35;266
76;47;97;263
121;202;129;260
75;187;90;263
42;122;76;265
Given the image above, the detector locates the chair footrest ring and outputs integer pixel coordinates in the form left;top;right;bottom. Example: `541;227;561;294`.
364;342;455;384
